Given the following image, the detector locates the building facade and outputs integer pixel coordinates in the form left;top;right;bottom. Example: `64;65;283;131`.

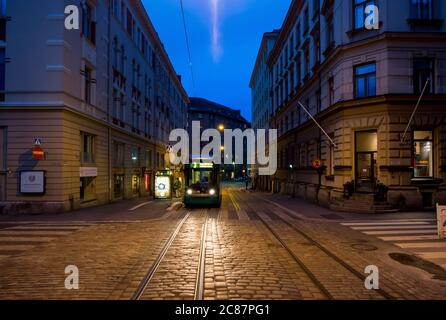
0;0;188;214
250;30;279;189
250;30;280;132
252;0;446;212
188;97;250;180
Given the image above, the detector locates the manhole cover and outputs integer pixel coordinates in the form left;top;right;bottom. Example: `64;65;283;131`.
389;252;446;281
351;243;378;251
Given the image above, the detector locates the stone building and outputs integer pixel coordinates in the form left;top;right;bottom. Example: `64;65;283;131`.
251;0;446;212
250;30;279;190
0;0;188;214
187;97;250;180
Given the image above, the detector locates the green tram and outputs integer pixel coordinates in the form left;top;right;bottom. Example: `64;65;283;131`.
183;161;222;208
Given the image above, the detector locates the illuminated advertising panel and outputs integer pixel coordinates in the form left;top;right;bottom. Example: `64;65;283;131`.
155;176;171;199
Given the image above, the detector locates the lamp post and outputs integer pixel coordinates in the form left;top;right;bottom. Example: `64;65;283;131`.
289;164;295;197
233;161;236;180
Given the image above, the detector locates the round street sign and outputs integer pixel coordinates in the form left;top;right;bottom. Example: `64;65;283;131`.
312;159;322;169
32;146;45;159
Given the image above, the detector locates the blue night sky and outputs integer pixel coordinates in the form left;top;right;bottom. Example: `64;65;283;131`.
142;0;291;122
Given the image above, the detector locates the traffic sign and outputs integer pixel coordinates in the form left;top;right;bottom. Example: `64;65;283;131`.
32;146;45;159
34;138;42;146
312;159;323;169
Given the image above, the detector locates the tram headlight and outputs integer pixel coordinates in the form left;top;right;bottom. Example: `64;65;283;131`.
187;189;193;195
209;189;216;195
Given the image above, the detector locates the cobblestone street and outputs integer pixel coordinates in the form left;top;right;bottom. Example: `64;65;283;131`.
0;185;445;300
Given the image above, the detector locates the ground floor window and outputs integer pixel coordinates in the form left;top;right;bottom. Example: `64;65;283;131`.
132;175;140;195
80;177;96;201
113;175;124;199
414;130;433;178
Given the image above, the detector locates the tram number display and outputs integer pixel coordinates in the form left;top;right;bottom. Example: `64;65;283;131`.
155;176;171;199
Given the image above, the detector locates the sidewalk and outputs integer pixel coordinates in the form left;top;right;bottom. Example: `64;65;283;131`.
251;191;436;221
0;197;172;223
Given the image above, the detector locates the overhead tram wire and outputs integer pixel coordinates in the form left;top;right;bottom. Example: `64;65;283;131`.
179;0;196;93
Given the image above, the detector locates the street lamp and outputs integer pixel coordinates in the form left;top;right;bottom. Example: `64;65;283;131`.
233;161;236;180
220;146;225;151
218;124;225;131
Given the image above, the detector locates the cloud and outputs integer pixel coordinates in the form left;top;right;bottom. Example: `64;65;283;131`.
210;0;222;62
178;0;251;63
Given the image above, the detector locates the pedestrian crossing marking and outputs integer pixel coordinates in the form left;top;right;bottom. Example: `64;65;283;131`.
341;218;446;271
0;231;71;236
0;244;37;251
343;221;431;226
419;252;446;259
351;225;437;231
396;242;446;249
0;237;56;242
363;229;437;235
8;226;82;230
378;235;439;241
0;223;91;260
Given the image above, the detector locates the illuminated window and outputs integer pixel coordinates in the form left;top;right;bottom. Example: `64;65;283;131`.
354;0;375;29
355;63;376;98
414;131;433;178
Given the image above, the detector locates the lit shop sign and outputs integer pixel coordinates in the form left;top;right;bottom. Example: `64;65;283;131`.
80;167;98;177
20;171;45;195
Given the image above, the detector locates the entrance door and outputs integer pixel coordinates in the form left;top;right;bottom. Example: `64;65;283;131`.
0;127;6;201
355;131;378;193
356;152;377;192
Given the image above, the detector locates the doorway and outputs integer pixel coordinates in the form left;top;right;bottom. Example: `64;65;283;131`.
355;131;378;193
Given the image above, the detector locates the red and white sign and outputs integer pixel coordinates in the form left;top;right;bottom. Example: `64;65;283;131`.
32;146;45;159
312;159;323;169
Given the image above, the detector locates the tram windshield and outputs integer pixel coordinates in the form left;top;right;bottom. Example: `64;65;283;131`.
186;162;219;192
189;168;215;191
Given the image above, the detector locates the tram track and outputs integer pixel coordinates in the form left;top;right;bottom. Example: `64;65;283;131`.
131;210;209;300
230;190;395;300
